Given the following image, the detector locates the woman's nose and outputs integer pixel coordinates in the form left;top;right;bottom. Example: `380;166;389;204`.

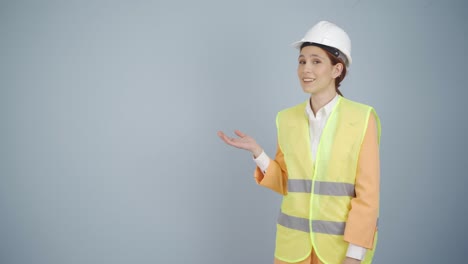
303;62;312;73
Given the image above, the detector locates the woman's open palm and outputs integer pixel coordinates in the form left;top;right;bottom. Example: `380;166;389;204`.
217;130;262;157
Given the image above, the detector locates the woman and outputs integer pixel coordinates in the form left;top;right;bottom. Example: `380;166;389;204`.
218;21;380;264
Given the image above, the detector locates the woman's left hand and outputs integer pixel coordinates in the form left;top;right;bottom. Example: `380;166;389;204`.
343;257;361;264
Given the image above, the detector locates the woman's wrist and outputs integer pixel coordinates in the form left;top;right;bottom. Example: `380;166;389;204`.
251;147;263;158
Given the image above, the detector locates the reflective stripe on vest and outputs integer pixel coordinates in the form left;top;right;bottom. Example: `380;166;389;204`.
277;211;346;235
288;179;356;197
278;210;379;235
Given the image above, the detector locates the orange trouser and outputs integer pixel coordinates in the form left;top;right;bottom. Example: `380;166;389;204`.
274;247;323;264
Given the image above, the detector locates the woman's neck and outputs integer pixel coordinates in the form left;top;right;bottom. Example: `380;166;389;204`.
310;89;337;115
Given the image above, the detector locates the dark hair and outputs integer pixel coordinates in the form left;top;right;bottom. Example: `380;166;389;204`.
300;42;347;96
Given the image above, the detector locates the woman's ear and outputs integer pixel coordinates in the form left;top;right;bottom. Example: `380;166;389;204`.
333;63;344;78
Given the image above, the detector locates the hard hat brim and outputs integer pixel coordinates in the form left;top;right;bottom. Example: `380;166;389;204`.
291;40;304;49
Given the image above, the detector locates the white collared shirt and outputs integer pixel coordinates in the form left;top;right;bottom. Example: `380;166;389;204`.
254;94;367;260
305;94;339;161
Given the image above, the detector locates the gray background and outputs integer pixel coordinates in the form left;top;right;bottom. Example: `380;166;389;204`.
1;0;467;263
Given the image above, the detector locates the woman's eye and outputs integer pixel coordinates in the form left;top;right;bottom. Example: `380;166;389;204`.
313;60;321;64
299;61;305;65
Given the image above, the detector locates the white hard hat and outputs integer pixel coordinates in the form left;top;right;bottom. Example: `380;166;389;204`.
292;21;352;67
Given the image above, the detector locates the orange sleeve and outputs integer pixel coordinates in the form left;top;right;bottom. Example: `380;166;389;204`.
253;143;288;195
343;114;380;249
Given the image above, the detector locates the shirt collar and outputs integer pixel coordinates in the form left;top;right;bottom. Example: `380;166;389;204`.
305;94;340;120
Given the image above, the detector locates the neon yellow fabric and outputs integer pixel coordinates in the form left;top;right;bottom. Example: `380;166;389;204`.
275;96;380;264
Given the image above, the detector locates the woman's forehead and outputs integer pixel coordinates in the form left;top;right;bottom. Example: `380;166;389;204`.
299;46;328;58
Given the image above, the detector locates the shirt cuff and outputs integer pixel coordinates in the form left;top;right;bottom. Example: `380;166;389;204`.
253;151;270;173
346;243;367;260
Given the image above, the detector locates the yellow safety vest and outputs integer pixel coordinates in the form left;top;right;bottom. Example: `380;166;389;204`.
275;96;381;264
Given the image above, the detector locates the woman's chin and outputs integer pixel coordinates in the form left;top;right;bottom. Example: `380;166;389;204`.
301;86;315;94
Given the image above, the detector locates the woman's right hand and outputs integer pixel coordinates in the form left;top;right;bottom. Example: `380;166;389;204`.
217;130;263;158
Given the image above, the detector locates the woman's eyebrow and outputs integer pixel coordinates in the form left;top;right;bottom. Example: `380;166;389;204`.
298;54;325;59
